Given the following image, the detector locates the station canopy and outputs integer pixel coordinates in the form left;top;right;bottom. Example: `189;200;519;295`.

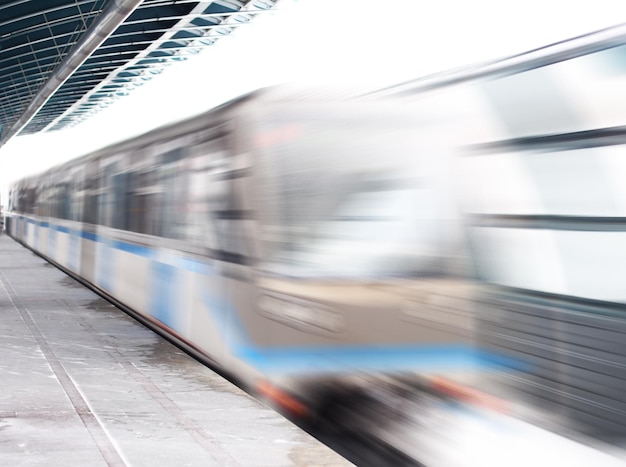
0;0;279;145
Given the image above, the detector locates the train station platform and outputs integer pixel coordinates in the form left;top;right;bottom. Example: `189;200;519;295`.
0;235;352;466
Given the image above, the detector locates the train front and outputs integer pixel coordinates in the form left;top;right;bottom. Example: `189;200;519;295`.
230;96;514;415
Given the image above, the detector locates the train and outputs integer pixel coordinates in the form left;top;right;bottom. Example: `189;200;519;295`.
9;21;626;464
6;86;495;418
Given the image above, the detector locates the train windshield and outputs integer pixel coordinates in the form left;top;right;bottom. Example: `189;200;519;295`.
255;104;457;279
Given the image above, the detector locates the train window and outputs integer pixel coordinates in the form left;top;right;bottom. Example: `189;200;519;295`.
56;182;71;220
76;129;238;248
256;111;440;278
19;185;36;214
111;171;131;230
128;168;160;235
456;153;542;215
470;226;626;302
157;149;187;240
187;137;243;253
39;180;52;218
147;135;236;249
28;186;37;215
185;153;213;244
70;169;84;222
522;147;622;216
464;132;626;301
97;162;116;228
83;167;101;225
460;147;625;217
45;182;53;218
185;140;231;249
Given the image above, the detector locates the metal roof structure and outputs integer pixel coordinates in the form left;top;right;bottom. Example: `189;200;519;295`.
0;0;279;146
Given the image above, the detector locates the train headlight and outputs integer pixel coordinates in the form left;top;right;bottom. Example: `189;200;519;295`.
258;294;345;333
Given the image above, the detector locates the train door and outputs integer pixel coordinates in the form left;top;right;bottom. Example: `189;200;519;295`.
157;124;253;366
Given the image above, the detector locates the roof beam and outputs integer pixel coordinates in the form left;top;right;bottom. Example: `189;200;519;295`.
0;0;143;149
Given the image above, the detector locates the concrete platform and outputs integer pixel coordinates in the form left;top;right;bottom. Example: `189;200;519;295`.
0;235;352;467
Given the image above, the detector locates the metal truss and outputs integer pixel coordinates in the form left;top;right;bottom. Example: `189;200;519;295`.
0;0;280;146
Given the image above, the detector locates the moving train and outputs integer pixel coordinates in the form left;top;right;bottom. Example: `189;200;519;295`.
10;21;626;463
6;86;488;417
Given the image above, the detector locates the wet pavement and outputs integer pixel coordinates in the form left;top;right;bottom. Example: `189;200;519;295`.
0;235;352;466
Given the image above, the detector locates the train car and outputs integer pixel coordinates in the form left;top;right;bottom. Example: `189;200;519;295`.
7;87;500;417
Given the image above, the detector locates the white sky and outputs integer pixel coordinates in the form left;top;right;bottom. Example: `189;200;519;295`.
0;0;624;198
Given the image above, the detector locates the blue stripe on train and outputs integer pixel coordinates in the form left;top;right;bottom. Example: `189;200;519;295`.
81;231;97;241
113;240;152;258
235;344;525;375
